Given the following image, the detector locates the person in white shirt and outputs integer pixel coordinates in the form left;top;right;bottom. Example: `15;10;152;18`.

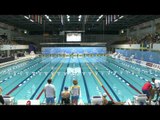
152;78;160;102
44;79;56;105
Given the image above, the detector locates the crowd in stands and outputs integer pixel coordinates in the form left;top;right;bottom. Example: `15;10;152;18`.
126;32;160;45
0;33;12;45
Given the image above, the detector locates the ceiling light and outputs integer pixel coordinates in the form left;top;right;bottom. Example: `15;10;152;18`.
114;19;118;22
121;29;124;34
61;15;63;25
24;30;27;34
78;15;82;19
78;18;81;21
99;15;103;19
96;15;103;22
30;19;34;22
45;15;49;19
67;15;70;18
24;16;29;19
49;19;52;22
119;16;124;19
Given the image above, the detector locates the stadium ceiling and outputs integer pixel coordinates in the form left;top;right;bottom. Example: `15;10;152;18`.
0;15;160;35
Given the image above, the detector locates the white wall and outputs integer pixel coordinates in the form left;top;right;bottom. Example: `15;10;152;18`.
0;45;29;50
153;44;160;51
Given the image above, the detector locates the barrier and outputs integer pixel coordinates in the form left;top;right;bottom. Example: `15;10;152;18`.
17;100;40;105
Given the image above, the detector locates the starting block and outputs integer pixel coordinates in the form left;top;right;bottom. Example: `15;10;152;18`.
91;96;103;105
3;95;14;105
17;100;40;105
133;94;147;105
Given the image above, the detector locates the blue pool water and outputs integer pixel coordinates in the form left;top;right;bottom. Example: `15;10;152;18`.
0;56;159;104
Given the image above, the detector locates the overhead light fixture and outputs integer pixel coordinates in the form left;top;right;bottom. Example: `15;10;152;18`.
24;16;29;19
67;18;70;21
121;29;124;34
24;30;27;34
99;15;103;19
49;19;52;22
30;19;34;22
119;16;124;19
78;15;81;21
45;15;49;19
61;15;63;25
114;19;118;22
67;15;70;18
96;15;103;22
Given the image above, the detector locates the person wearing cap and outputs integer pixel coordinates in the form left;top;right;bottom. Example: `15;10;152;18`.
152;78;160;102
0;87;4;105
102;93;124;105
102;93;114;105
61;87;70;105
70;80;80;105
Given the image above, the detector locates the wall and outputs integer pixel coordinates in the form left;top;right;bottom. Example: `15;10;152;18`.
23;34;119;43
0;22;24;40
0;45;29;50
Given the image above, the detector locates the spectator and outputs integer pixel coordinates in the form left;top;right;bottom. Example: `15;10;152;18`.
70;80;80;105
142;81;152;105
102;93;114;105
0;87;4;105
152;78;160;102
44;79;56;105
61;87;70;105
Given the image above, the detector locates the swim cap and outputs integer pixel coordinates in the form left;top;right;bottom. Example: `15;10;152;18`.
103;93;107;97
64;87;68;90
